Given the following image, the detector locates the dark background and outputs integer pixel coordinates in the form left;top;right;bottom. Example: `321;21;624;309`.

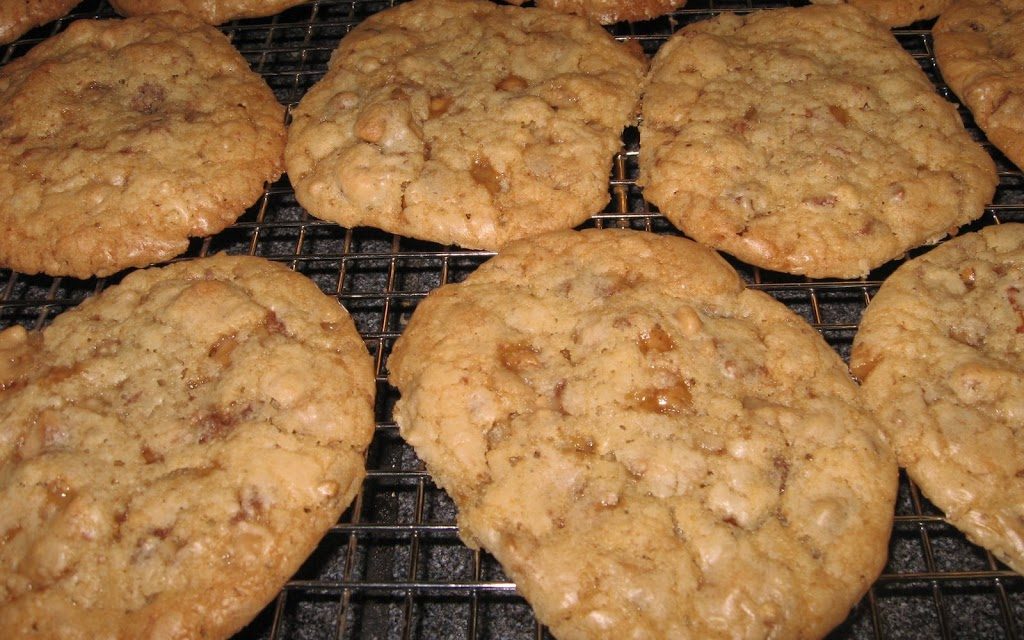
2;0;1023;637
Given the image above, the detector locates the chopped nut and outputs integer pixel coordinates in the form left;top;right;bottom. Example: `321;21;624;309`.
354;107;387;143
828;104;850;126
428;94;452;118
948;325;982;347
959;266;977;288
140;445;164;465
567;433;595;453
130;82;166;115
674;306;703;337
803;195;837;207
264;311;286;334
317;481;340;498
193;409;240;443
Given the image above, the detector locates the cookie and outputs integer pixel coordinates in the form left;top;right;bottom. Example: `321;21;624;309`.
389;228;897;639
0;254;375;639
109;0;309;24
0;13;286;279
934;0;1024;171
809;0;951;27
852;223;1024;575
0;0;79;44
285;0;645;251
639;5;997;279
504;0;686;25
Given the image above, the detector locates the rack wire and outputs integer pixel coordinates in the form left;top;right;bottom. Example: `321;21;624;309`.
2;0;1024;638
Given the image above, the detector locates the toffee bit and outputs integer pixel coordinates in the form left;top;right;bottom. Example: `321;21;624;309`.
638;324;675;355
631;379;692;414
498;342;540;372
470;156;503;196
495;74;528;92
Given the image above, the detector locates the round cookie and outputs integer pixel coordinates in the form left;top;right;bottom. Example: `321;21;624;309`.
285;0;646;251
852;223;1024;576
639;5;997;279
810;0;952;27
934;0;1024;172
0;254;375;639
389;229;897;639
109;0;310;24
504;0;686;25
0;0;80;44
0;13;286;279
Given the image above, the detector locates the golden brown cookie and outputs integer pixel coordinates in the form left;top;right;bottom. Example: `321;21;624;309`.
0;13;285;278
0;254;375;639
639;5;997;279
852;223;1024;575
810;0;952;27
505;0;686;24
109;0;309;24
934;0;1024;171
285;0;646;251
390;228;897;639
0;0;80;44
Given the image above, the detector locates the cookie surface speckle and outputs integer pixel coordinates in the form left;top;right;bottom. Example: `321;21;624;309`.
934;0;1024;172
852;223;1024;576
639;5;997;278
0;13;286;278
390;228;897;639
285;0;646;251
0;0;79;44
0;254;375;639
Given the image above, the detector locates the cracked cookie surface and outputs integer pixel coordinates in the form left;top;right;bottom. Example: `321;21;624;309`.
390;228;897;640
0;13;285;278
934;0;1024;171
285;0;645;250
0;254;375;639
852;223;1024;576
639;4;996;278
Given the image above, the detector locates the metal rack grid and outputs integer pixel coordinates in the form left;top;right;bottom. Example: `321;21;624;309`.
2;0;1024;638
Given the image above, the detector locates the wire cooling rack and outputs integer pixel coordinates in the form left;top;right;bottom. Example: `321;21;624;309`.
2;0;1024;638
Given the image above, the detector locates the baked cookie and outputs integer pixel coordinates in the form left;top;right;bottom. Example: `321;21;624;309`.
390;229;897;639
0;13;286;279
285;0;645;251
0;0;80;44
0;254;375;639
934;0;1024;171
852;223;1024;575
504;0;686;24
109;0;309;24
810;0;951;27
639;5;997;279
